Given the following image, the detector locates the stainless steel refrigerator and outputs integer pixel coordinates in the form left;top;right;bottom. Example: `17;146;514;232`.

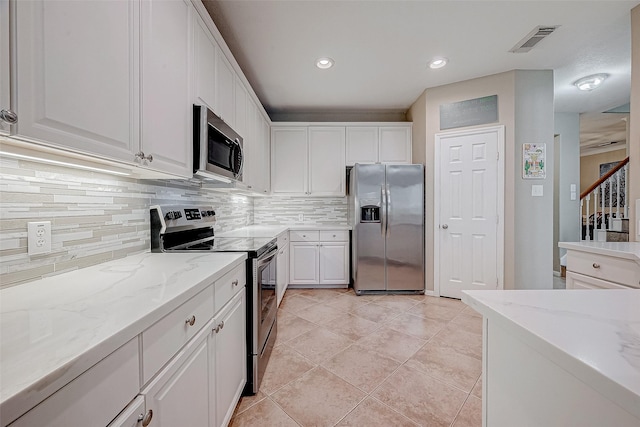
349;164;424;294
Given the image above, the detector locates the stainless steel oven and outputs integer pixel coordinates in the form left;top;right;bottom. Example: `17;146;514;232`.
149;205;277;396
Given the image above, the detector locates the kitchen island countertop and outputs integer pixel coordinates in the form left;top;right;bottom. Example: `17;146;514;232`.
0;251;247;425
462;289;640;421
558;241;640;262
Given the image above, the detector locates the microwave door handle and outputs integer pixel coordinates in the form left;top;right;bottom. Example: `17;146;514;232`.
235;139;244;179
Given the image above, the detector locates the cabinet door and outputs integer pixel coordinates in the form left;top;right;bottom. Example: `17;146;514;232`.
346;127;378;165
15;0;139;160
142;330;210;427
276;243;288;306
108;396;146;427
319;243;349;284
271;127;308;195
566;271;630;290
234;78;247;138
0;0;10;136
290;242;319;284
193;13;216;111
308;127;346;196
211;289;246;427
260;116;271;194
140;0;193;177
243;100;258;190
215;49;234;127
379;126;411;164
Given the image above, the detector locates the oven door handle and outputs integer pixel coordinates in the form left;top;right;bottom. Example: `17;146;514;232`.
257;249;278;268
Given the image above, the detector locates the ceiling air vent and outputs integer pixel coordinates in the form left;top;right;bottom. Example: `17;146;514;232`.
509;26;559;53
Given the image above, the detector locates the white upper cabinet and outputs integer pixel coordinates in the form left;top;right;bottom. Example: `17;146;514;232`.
234;78;247;138
271;127;308;195
15;0;139;161
193;12;217;111
215;49;235;127
379;126;412;163
0;0;11;136
345;124;412;165
258;113;271;194
308;127;346;196
140;0;193;178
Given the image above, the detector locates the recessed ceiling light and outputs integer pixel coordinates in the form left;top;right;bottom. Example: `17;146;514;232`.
429;57;448;69
316;57;334;69
573;73;608;91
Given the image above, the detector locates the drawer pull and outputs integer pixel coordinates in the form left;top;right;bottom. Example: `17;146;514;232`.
232;279;239;287
220;320;225;330
138;410;153;426
592;263;600;269
333;234;336;237
185;315;196;326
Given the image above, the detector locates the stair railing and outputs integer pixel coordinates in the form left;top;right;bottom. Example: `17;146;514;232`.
580;157;629;241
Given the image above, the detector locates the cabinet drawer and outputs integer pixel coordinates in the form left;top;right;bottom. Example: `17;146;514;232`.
566;271;632;290
215;263;246;313
277;231;289;247
10;339;139;427
320;230;349;242
567;251;640;288
142;285;214;384
290;230;320;242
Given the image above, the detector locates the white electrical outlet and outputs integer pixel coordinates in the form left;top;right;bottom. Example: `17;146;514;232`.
28;221;52;255
298;213;304;221
531;185;543;197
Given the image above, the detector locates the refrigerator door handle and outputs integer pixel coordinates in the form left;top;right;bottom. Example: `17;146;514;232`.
385;184;391;237
381;185;387;236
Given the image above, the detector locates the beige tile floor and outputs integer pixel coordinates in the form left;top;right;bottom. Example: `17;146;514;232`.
231;289;483;427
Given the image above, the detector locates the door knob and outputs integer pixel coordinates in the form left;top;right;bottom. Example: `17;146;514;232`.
442;224;449;229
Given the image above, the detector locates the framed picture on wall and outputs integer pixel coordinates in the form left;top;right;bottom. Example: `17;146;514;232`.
523;143;546;179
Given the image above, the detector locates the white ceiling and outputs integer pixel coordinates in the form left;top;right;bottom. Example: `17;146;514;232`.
203;1;638;152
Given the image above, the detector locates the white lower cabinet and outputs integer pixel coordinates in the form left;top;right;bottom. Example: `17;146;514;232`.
566;271;631;290
564;248;640;289
277;242;290;306
210;289;246;427
142;325;211;427
9;339;140;427
289;230;349;287
108;396;147;427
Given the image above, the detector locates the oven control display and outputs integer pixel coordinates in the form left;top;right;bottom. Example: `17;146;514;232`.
184;208;201;220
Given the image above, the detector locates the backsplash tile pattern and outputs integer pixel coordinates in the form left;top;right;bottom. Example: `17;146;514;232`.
0;157;252;288
254;196;348;225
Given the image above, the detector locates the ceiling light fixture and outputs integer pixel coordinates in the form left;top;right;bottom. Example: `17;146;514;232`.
429;57;448;69
573;73;608;91
315;57;334;69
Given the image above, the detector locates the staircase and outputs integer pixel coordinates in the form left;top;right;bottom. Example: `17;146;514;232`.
580;157;629;242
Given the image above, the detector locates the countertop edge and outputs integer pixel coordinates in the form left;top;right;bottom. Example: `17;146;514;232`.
558;241;640;262
461;291;640;420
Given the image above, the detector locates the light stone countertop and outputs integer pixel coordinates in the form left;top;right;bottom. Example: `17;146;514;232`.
217;224;351;239
0;251;247;424
462;289;640;419
558;241;640;262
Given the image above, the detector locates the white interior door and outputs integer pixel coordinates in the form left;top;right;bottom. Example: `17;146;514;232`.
435;126;504;299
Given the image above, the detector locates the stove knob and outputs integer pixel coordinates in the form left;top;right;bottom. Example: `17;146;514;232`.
209;210;215;216
175;211;183;219
201;211;208;217
165;211;175;220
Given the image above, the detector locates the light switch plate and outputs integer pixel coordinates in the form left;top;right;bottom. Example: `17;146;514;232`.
531;185;543;197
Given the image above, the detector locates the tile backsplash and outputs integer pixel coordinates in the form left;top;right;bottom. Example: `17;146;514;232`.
254;196;348;225
0;156;349;288
0;157;252;288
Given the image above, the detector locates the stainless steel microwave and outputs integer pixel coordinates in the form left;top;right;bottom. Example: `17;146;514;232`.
193;105;243;182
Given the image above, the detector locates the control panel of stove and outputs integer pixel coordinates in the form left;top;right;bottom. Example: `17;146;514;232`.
151;205;216;228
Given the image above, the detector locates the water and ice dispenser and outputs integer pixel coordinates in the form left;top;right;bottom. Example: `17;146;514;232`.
360;205;380;223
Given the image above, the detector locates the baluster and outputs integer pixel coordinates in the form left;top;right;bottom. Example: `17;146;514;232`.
580;198;584;241
600;182;605;230
624;164;629;218
585;193;591;241
615;170;620;220
594;188;599;236
608;176;613;231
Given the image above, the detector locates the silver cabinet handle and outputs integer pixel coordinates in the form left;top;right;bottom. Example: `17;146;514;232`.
185;315;196;326
220;320;225;330
0;109;18;124
442;224;449;229
138;410;153;426
592;263;600;269
213;324;220;333
232;279;239;287
135;151;153;163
